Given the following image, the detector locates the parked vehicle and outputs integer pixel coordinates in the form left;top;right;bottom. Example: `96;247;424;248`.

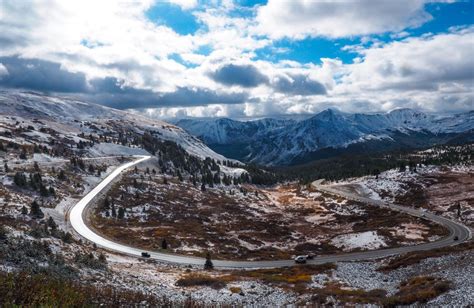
141;252;151;258
453;236;459;241
294;255;307;264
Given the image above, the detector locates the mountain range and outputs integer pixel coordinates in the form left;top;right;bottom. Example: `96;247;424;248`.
176;109;474;165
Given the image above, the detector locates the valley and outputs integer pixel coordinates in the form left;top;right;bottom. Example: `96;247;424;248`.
0;91;472;306
89;170;447;261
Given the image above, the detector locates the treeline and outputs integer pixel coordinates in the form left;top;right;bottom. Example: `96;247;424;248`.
274;143;473;184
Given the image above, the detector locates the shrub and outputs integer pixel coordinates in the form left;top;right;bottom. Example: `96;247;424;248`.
383;276;451;306
0;271;166;306
176;273;226;289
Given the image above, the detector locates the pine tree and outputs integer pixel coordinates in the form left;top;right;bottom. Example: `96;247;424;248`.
47;216;57;231
104;198;110;210
58;169;66;181
118;207;125;219
4;163;9;173
204;252;214;270
21;206;28;215
161;238;168;249
14;172;27;187
30;200;44;219
111;203;117;218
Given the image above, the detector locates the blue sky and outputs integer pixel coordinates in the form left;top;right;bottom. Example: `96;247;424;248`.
0;0;473;118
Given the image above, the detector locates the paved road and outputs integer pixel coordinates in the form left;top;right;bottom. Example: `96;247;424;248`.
69;157;471;269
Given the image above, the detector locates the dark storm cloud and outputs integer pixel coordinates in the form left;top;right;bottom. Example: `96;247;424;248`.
210;63;269;88
272;74;327;96
0;56;248;109
87;85;248;109
0;56;88;93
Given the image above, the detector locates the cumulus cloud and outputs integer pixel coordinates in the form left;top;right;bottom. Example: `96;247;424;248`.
210;63;269;88
340;27;474;93
256;0;433;39
272;74;326;96
0;0;471;118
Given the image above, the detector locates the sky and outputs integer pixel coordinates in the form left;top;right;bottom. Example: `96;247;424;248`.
0;0;473;119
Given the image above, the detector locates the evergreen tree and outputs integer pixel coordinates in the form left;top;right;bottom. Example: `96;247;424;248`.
161;238;168;249
0;225;7;241
14;172;27;187
204;252;214;270
118;207;125;219
111;203;117;218
39;184;49;197
4;162;9;173
58;169;66;181
30;200;44;219
104;198;110;210
47;216;57;231
48;186;55;196
21;206;28;215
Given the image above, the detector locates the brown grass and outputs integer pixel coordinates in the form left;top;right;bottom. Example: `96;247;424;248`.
379;241;474;271
176;273;227;290
222;263;336;292
383;276;451;306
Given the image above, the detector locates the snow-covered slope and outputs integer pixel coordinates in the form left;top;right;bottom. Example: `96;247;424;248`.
176;108;474;165
0;90;228;162
175;117;294;144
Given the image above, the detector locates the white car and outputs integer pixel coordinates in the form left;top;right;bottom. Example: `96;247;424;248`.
294;255;307;264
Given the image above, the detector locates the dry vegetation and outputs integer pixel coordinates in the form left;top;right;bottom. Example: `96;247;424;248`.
90;172;446;260
378;241;474;271
307;276;451;306
0;271;171;307
176;263;336;292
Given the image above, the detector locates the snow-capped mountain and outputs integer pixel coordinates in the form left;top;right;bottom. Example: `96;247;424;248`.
0;90;228;162
176;108;474;165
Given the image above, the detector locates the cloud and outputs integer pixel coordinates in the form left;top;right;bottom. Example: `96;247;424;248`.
0;63;8;78
88;86;248;110
340;27;474;93
256;0;433;39
0;56;88;92
169;0;197;10
210;63;269;88
272;74;326;96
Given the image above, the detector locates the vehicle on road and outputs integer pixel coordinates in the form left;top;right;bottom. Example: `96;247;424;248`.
294;255;307;264
453;236;459;241
141;252;151;258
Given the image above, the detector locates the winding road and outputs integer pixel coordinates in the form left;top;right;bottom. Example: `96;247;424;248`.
69;155;471;269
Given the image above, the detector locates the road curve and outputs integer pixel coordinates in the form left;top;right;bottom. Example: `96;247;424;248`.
70;157;471;269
